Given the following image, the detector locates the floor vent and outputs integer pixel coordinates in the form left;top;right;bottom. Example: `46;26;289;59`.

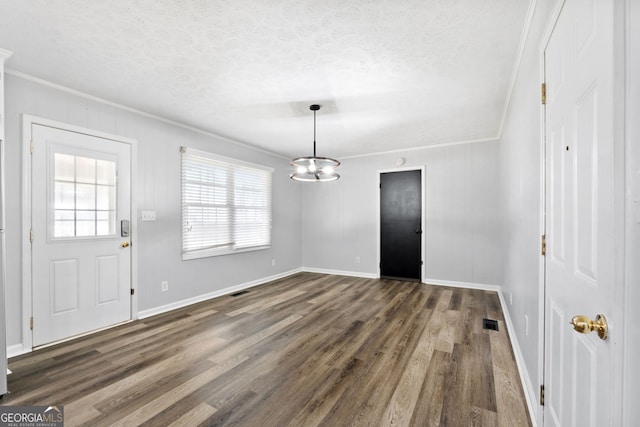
230;290;250;297
482;318;499;331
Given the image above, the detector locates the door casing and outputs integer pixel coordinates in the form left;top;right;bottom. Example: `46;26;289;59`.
21;115;138;352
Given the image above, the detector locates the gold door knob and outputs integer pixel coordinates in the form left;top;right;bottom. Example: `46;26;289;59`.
570;314;608;340
121;241;130;248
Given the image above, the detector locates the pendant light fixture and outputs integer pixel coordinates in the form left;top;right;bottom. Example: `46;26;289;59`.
290;104;340;182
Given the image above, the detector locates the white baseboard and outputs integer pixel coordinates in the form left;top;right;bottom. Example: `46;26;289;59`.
7;343;29;359
423;277;501;292
497;291;539;427
301;267;378;279
138;268;302;319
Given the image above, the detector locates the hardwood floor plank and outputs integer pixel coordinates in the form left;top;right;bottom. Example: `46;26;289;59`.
91;357;216;416
95;308;218;354
380;306;437;425
318;286;432;426
470;332;498;412
208;314;303;363
409;349;451;427
490;333;531;427
2;274;531;427
424;285;443;309
439;341;472;426
471;405;499;426
287;361;361;426
62;335;229;425
204;317;345;413
225;289;307;317
103;356;248;427
434;305;458;353
448;289;462;311
8;322;147;370
166;402;217;427
307;282;353;305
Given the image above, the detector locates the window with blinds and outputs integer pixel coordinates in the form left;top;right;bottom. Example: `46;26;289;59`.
181;147;273;260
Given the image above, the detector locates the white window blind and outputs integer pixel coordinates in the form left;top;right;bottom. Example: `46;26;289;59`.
181;147;272;259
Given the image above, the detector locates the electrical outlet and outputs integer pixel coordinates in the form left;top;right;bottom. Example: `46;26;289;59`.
509;292;513;305
355;256;361;264
161;281;169;292
272;259;276;267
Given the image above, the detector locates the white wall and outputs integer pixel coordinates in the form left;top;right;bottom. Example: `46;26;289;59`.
301;141;503;287
497;0;558;424
3;74;302;347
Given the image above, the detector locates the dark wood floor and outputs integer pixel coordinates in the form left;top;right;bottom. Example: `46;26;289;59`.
1;273;531;426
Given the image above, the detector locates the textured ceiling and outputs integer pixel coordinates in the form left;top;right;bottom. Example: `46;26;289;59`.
0;0;530;158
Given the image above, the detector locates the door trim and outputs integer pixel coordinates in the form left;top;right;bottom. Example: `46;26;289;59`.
534;3;564;426
21;115;138;352
376;165;426;282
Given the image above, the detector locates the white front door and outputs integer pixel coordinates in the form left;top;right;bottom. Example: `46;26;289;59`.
31;124;132;347
544;0;619;425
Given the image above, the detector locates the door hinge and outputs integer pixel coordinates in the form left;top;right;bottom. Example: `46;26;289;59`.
541;82;546;105
30;140;34;154
130;288;135;296
30;229;33;243
540;384;545;406
30;317;33;331
541;234;546;256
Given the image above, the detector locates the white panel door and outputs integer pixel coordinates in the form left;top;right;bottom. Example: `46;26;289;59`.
31;124;131;347
544;0;617;426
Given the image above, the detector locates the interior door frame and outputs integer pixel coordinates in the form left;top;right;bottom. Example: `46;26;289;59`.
21;115;138;352
376;165;426;282
538;0;628;425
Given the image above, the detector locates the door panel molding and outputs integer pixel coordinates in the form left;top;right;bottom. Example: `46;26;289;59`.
21;115;138;352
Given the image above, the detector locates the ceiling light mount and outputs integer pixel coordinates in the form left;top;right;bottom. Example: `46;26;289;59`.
290;104;340;182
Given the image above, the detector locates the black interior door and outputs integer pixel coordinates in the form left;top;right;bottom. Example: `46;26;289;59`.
380;170;422;281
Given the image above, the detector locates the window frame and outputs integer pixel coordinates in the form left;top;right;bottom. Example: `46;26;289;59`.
181;146;273;260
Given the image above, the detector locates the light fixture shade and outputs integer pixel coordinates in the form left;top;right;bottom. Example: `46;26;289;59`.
290;156;341;182
290;104;340;182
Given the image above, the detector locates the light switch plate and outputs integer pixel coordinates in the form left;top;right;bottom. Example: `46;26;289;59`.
141;210;157;221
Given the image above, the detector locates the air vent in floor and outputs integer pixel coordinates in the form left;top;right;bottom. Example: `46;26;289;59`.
482;318;499;331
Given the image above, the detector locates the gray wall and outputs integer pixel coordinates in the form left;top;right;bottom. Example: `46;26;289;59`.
3;74;302;347
301;141;503;286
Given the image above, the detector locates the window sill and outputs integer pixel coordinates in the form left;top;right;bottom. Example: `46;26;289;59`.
182;245;271;261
